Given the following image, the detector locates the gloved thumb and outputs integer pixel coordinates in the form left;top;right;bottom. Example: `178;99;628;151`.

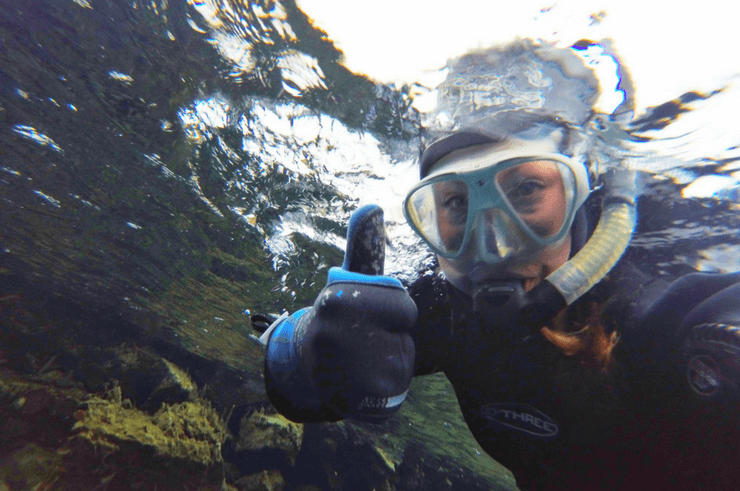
341;204;386;276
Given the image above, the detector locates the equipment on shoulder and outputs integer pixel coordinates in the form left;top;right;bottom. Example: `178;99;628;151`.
633;272;740;401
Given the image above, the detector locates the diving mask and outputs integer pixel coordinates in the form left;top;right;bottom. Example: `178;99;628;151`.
404;139;590;267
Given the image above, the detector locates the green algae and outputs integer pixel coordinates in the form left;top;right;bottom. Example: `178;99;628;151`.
162;358;196;394
74;394;227;465
0;365;234;490
147;267;265;373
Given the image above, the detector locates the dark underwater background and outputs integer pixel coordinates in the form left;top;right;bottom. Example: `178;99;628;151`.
0;1;739;489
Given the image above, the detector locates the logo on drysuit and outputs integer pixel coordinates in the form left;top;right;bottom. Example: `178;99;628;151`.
687;354;721;396
481;402;560;439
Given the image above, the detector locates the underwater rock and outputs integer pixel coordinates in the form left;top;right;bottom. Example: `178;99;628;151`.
289;420;398;491
0;367;83;490
74;396;228;465
148;357;197;409
235;407;304;466
0;292;514;490
233;469;287;491
85;342;197;411
0;365;227;490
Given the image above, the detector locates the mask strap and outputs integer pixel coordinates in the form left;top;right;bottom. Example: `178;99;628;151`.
569;205;589;257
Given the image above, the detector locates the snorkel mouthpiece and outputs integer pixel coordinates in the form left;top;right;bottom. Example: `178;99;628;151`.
473;281;526;313
472;280;567;334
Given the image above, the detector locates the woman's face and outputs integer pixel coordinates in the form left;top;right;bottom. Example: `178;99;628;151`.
433;159;572;295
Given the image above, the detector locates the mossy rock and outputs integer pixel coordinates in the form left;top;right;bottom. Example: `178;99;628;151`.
236;409;304;466
0;365;230;489
74;395;227;465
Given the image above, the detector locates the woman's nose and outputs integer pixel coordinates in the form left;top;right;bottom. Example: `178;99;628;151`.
475;208;526;261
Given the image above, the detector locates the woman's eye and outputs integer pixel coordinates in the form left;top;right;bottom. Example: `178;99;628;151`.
443;194;468;210
509;180;544;199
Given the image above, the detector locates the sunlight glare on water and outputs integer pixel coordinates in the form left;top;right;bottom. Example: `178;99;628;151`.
12;125;64;153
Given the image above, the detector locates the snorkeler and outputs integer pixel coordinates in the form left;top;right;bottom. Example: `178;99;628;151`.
259;40;740;490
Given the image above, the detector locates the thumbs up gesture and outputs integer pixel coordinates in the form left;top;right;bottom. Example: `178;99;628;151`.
264;205;417;422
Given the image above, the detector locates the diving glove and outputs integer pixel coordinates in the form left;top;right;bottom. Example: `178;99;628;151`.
263;205;418;423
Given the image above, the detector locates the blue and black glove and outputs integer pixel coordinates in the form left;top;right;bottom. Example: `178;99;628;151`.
262;205;418;423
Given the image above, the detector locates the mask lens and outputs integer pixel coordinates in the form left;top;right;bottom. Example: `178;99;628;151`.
495;159;574;240
406;157;577;258
406;178;469;255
